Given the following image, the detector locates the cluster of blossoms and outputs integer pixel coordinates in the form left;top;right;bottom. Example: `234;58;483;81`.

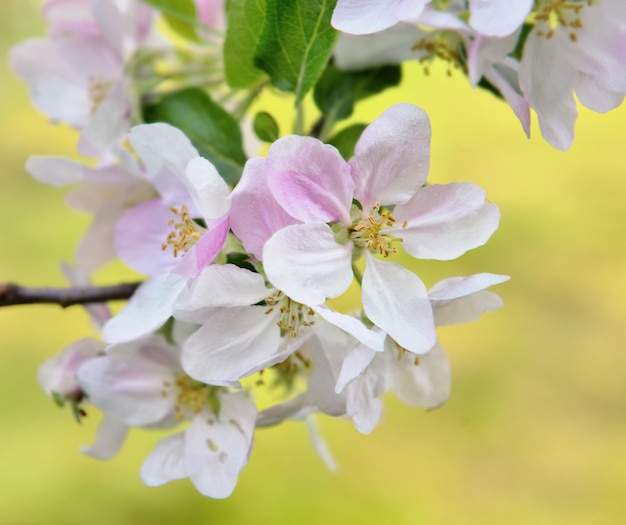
8;0;556;499
333;0;626;150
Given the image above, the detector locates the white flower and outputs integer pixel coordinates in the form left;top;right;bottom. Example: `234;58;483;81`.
520;0;626;150
76;334;257;498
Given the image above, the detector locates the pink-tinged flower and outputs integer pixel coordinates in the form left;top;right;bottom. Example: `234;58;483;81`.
262;103;500;354
520;0;626;150
38;338;103;399
26;155;155;272
76;335;257;498
9;0;156;154
102;123;232;344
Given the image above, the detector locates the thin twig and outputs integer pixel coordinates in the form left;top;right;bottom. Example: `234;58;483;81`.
0;282;141;308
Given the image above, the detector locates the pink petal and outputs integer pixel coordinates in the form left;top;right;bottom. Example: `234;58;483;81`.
115;199;180;277
266;135;354;224
230;157;300;260
350;103;431;210
392;182;500;260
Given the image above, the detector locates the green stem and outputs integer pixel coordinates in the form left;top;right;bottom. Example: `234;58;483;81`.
231;80;269;121
352;263;363;287
295;103;305;135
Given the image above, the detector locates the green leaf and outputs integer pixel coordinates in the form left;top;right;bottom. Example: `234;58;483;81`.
327;123;367;159
314;64;401;121
224;0;267;88
141;0;197;22
254;0;338;104
162;13;201;42
141;0;200;42
253;111;280;142
143;88;247;185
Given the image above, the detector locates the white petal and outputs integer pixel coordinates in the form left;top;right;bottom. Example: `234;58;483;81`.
182;157;231;220
312;306;384;352
181;306;281;385
81;416;129;460
519;30;578;150
186;394;256;498
434;291;504;326
256;395;309;427
76;340;179;426
331;0;428;35
389;342;450;409
129;123;199;179
335;342;378;393
175;264;268;315
102;273;187;343
362;253;435;354
576;74;624;113
77;83;130;156
346;370;385;434
25;156;85;186
306;417;338;472
301;326;350;416
469;0;532;37
263;223;353;306
141;433;188;486
428;273;509;301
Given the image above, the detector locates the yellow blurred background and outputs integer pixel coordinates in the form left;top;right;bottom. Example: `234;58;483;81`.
2;1;626;524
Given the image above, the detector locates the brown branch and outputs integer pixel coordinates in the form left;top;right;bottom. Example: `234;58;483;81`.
0;282;142;308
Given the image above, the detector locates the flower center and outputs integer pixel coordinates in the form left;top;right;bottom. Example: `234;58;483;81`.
411;32;465;76
351;202;406;258
395;341;421;366
160;374;215;420
535;0;588;42
264;290;316;338
161;204;205;258
88;76;116;115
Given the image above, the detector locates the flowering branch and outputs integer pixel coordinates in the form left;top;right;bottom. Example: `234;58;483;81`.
0;282;141;308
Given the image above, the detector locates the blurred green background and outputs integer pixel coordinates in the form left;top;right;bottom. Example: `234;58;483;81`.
2;2;626;524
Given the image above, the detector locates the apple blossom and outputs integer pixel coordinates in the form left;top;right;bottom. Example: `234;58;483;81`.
520;0;626;150
76;334;257;498
102;123;232;343
262;103;499;354
10;0;157;155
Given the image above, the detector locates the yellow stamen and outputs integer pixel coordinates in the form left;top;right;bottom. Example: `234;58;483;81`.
162;204;204;258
